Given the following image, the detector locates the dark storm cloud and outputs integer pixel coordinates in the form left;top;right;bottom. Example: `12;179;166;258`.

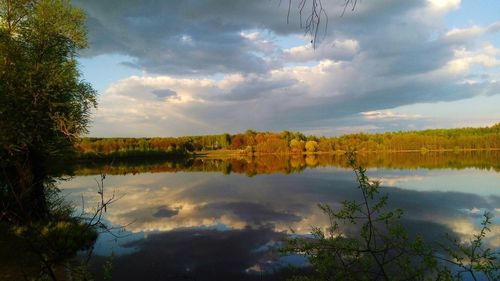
151;88;177;99
259;79;500;129
104;227;286;281
74;0;431;75
83;0;500;135
118;205;181;223
153;206;180;218
198;201;301;225
73;0;297;75
171;172;500;224
221;76;297;101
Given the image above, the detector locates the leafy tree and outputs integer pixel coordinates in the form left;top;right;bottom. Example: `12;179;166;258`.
0;0;97;220
305;140;319;153
290;138;305;153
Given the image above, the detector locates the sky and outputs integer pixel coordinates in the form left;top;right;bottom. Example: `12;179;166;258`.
73;0;500;137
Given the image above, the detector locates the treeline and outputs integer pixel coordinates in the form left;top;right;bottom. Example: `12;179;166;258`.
76;134;233;159
77;123;500;157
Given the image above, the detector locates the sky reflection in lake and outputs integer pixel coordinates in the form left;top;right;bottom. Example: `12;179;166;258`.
62;161;500;280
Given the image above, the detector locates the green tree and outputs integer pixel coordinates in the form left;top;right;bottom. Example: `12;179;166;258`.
0;0;97;220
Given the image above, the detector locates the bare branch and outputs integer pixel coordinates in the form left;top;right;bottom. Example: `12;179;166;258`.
283;0;357;48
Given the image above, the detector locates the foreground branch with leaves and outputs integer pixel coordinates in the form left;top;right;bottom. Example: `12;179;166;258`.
1;171;123;280
284;151;499;281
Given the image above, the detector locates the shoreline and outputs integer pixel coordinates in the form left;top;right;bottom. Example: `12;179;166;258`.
195;147;500;158
73;148;500;162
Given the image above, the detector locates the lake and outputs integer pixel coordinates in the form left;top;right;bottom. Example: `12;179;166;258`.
62;151;500;280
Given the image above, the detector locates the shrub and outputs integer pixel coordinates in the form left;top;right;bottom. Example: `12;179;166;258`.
290;139;305;153
305;141;319;153
283;151;499;281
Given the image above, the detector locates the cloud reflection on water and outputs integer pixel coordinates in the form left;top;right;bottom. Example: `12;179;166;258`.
62;166;499;279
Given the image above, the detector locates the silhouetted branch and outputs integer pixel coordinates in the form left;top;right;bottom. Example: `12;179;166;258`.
283;0;357;48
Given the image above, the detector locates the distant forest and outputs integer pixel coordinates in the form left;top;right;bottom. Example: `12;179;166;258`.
76;123;500;158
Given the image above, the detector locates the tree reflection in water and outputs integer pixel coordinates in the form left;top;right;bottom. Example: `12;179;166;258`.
74;150;500;176
59;152;500;280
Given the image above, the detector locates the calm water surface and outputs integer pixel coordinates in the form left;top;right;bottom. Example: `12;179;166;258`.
62;153;500;280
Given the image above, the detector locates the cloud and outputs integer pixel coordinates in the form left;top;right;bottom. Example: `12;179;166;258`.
283;39;360;62
90;53;500;136
107;227;286;280
63;168;500;254
74;0;440;76
197;201;301;225
74;0;298;75
152;206;180;218
151;89;178;100
427;0;460;12
445;44;500;74
219;75;297;101
444;21;500;44
361;110;423;120
76;0;500;135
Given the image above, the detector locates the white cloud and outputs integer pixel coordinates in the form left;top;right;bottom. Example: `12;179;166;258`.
444;21;500;44
361;111;423;120
445;218;500;248
64;171;500;249
445;44;500;75
427;0;460;12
